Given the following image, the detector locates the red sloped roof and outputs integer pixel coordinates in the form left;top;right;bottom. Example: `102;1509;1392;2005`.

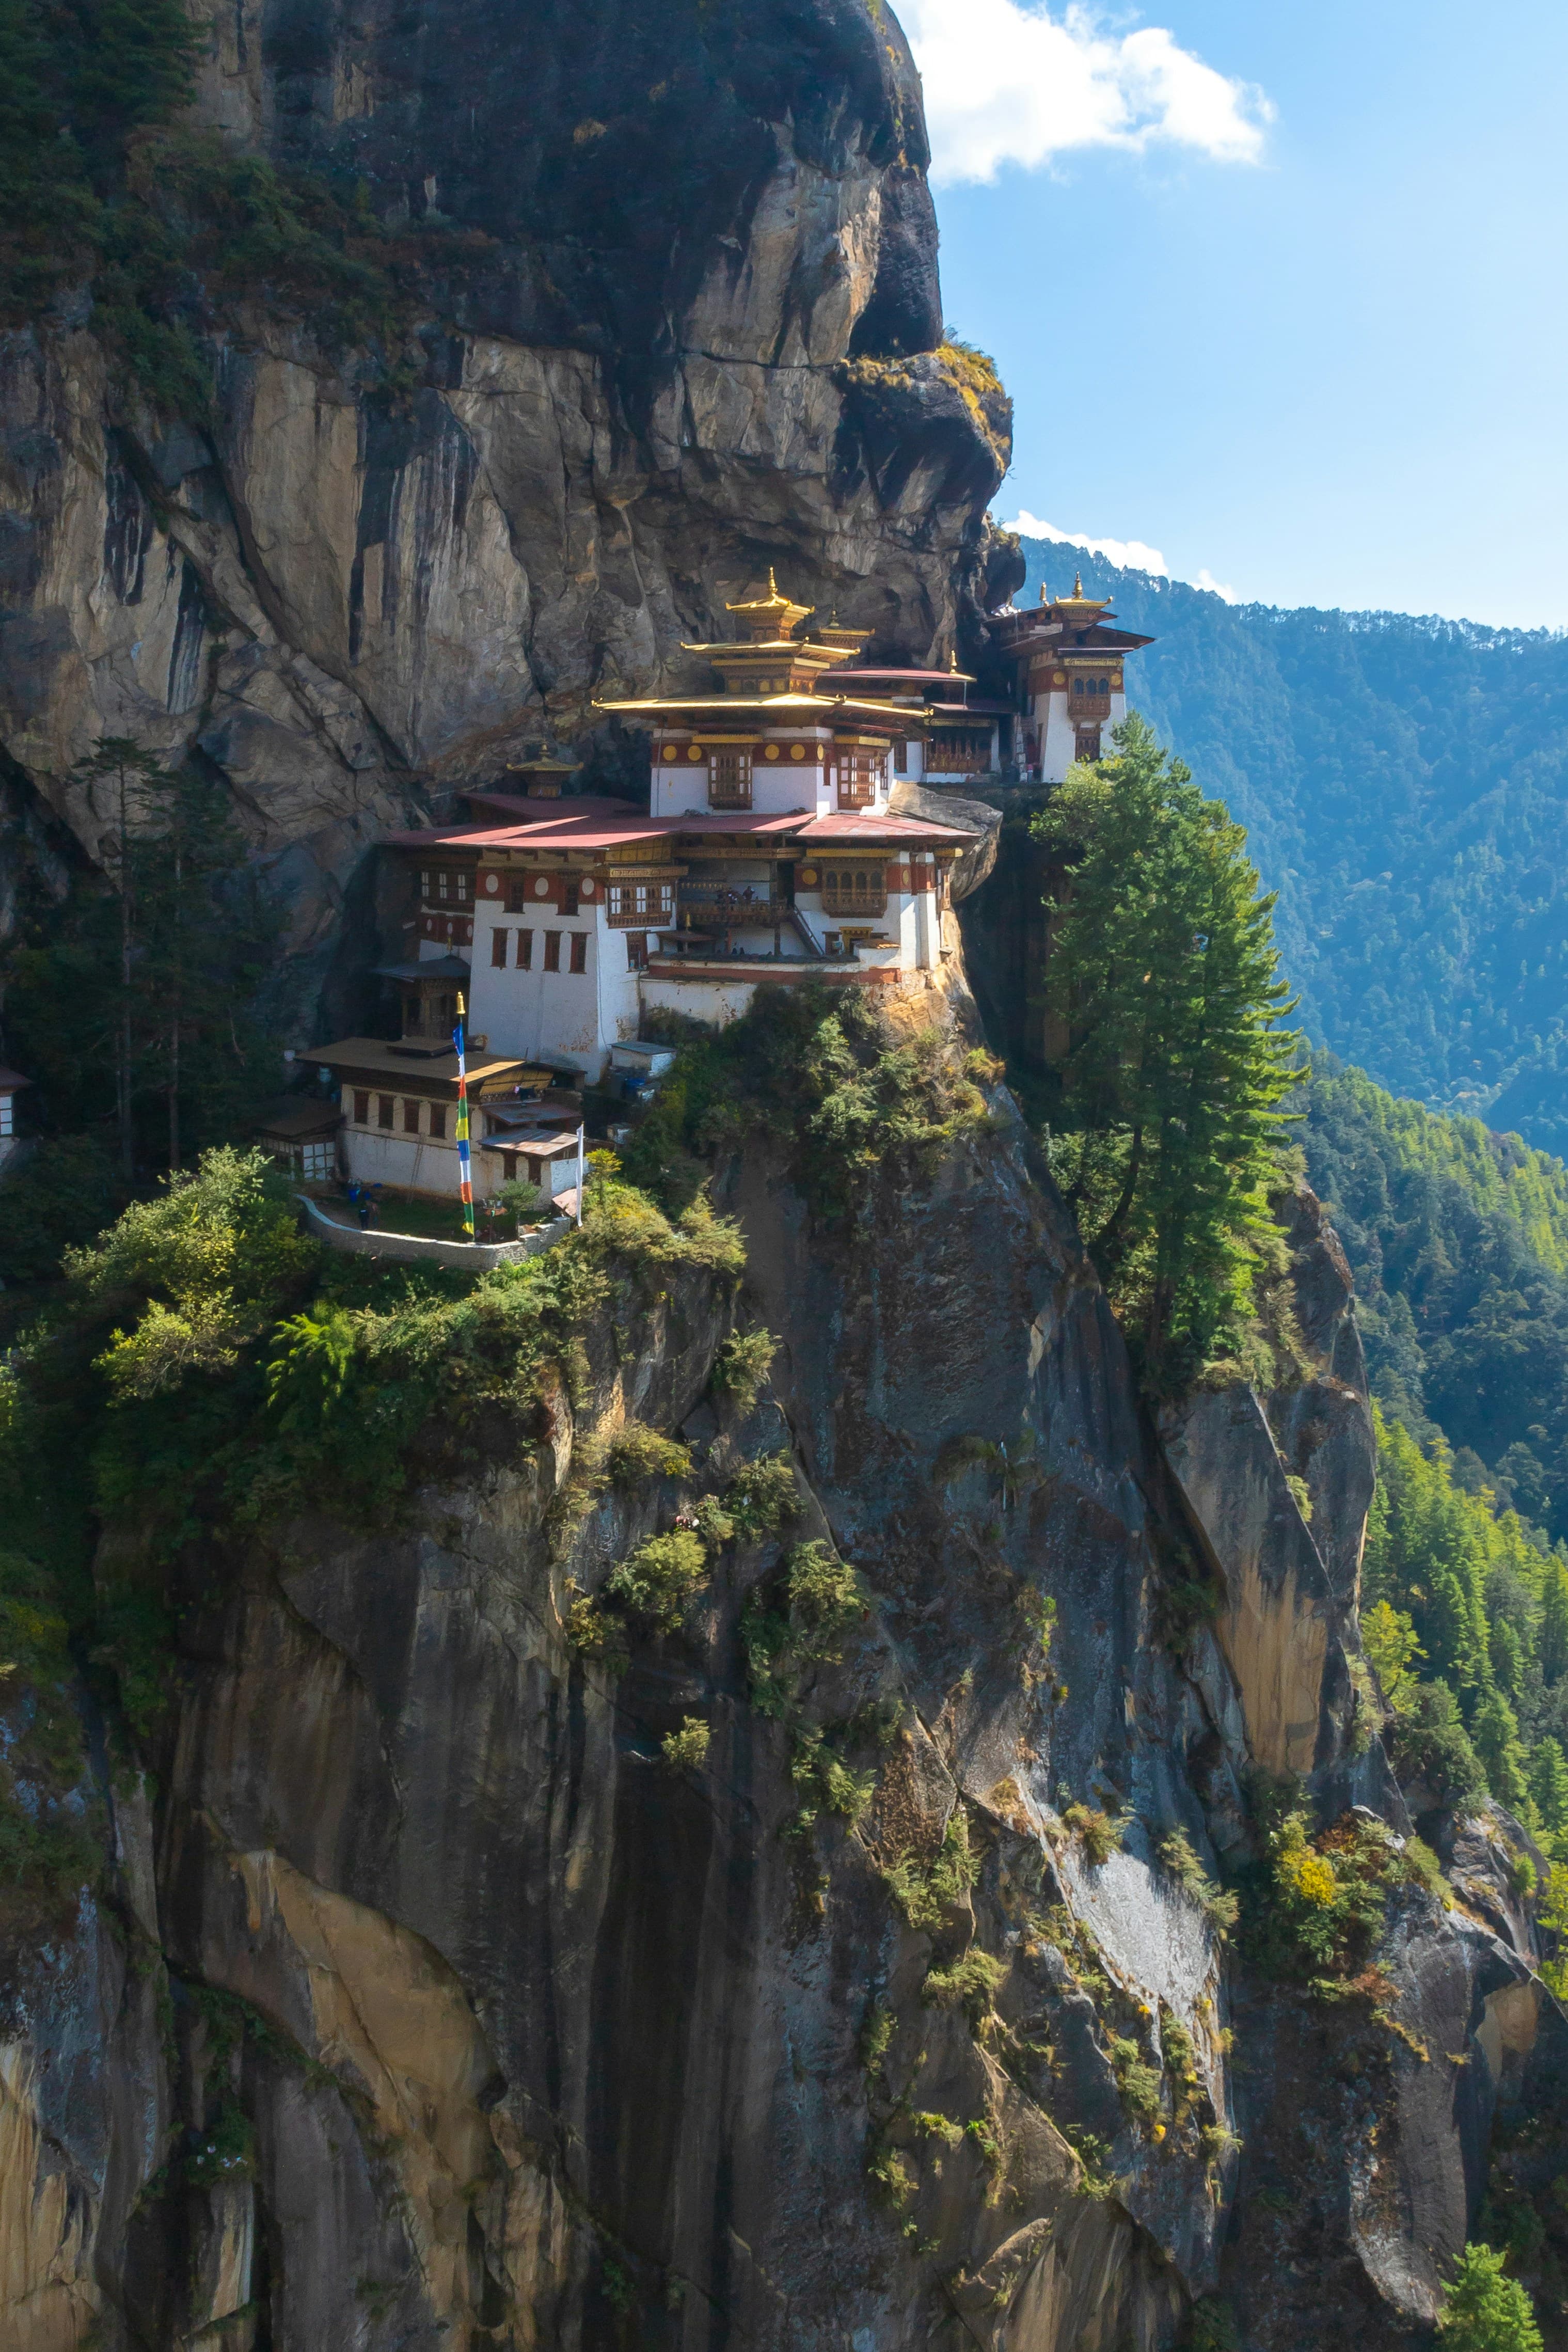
794;811;975;845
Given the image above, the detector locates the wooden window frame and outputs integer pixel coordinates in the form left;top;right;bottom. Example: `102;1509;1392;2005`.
569;932;587;974
625;931;649;971
377;1094;395;1129
707;749;753;809
353;1088;370;1124
490;927;508;968
820;864;889;918
543;930;561;973
517;928;533;969
506;876;527;913
429;1103;447;1140
403;1098;422;1134
836;750;884;810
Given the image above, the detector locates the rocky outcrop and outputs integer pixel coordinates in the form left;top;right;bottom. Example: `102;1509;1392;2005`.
0;988;1542;2349
0;0;1023;1014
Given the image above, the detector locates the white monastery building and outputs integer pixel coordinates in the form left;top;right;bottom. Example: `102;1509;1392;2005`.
305;578;980;1198
990;575;1154;783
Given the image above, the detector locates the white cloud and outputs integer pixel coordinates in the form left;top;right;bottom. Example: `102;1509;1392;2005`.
899;0;1274;185
1001;513;1240;600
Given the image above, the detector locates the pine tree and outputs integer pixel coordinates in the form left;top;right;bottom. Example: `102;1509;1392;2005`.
1033;716;1302;1387
1437;2244;1543;2352
1472;1690;1531;1817
1540;1562;1568;1685
1528;1738;1568;1841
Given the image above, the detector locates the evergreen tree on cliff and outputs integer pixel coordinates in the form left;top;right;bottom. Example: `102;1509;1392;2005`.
1035;715;1301;1389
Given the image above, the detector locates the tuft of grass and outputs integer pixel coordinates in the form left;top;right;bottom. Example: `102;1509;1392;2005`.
1064;1804;1125;1868
922;1948;1008;2030
1158;1827;1240;1937
882;1807;979;1932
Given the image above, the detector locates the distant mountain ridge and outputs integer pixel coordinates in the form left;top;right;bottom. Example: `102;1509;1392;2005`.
1011;536;1568;1152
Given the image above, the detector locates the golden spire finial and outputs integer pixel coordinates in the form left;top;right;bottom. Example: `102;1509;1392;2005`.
1039;579;1049;604
948;648;959;672
1073;571;1084;597
768;565;778;594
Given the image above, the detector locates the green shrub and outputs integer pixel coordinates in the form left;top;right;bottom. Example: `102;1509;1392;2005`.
710;1327;777;1413
604;1423;692;1485
790;1725;876;1832
723;1451;800;1539
1238;1802;1418;1988
606;1530;708;1631
265;1304;356;1430
742;1540;868;1714
563;1584;628;1671
661;1716;710;1772
882;1807;979;1932
185;2096;256;2189
1436;2244;1543;2351
1111;2037;1164;2119
1396;1680;1488;1805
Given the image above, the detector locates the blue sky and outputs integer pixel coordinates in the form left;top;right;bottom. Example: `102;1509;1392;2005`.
901;0;1568;627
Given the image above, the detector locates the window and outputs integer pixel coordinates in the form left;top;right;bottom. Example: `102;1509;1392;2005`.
893;740;908;776
455;871;470;903
403;1098;421;1133
708;749;752;808
437;870;450;901
377;1094;395;1129
517;928;533;969
354;1089;369;1124
821;864;888;917
420;869;431;899
429;1103;447;1139
302;1139;335;1181
490;927;508;967
544;930;561;972
836;750;884;809
563;879;580;916
607;879;674;927
507;876;527;913
1074;725;1102;764
626;932;649;971
569;932;588;974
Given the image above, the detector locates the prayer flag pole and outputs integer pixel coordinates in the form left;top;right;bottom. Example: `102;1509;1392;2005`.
453;992;475;1241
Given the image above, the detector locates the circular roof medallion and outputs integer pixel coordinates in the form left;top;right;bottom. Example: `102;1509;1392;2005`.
789;743;805;760
764;743;780;760
580;876;595;897
534;876;550;897
484;872;499;893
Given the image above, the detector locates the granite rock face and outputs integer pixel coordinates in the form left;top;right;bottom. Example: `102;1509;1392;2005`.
0;0;1021;1017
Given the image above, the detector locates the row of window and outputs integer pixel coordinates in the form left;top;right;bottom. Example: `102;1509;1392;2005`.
420;867;472;903
489;927;589;972
353;1091;450;1137
702;749;885;810
1070;676;1115;697
607;880;675;925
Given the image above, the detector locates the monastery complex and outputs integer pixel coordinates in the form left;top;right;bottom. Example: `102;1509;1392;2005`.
303;574;1152;1204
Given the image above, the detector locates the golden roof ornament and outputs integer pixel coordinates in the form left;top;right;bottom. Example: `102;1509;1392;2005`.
725;566;814;642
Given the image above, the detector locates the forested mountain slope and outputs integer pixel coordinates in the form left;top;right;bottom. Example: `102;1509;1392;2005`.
1301;1055;1568;1540
1013;538;1568;1151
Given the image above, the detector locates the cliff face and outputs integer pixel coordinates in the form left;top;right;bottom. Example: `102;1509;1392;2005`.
0;0;1019;1013
0;986;1548;2351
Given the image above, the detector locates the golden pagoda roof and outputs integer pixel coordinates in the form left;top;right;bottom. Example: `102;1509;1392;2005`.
593;689;929;730
1041;571;1113;620
724;567;814;641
